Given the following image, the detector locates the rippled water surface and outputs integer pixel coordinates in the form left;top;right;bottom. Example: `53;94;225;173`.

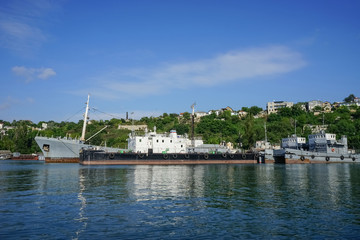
1;160;360;239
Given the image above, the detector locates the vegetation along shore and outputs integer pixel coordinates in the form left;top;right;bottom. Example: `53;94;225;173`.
1;94;360;155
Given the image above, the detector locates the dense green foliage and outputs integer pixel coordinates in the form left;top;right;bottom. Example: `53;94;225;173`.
0;121;39;154
1;104;360;153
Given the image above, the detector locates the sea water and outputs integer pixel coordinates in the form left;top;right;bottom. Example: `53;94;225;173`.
1;160;360;239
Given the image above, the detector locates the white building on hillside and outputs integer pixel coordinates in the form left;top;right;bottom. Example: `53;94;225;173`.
307;100;323;112
266;101;293;114
195;111;208;118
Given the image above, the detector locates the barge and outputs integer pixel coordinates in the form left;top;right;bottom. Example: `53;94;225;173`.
79;127;260;165
79;150;260;165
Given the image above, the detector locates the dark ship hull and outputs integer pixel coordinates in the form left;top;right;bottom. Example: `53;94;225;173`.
80;149;261;165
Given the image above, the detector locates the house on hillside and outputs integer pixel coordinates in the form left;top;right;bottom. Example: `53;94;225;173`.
194;111;208;122
221;106;234;113
238;110;248;118
195;111;208;118
307;100;323;112
118;124;147;131
340;98;360;107
323;102;332;112
266;101;293;114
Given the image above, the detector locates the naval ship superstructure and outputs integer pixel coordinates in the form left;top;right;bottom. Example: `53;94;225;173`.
35;95;121;163
273;131;358;163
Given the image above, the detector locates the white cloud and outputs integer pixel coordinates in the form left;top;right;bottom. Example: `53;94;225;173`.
88;46;306;99
0;19;46;57
0;0;60;56
37;68;56;79
12;66;56;82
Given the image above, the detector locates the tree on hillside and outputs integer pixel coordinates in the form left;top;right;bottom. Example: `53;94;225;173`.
277;107;292;118
221;110;232;120
344;94;356;103
313;106;323;112
182;112;191;120
241;106;263;116
174;124;189;135
242;114;255;149
248;106;263;116
13;122;35;153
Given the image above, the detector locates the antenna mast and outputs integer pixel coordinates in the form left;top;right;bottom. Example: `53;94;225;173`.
264;122;268;142
80;94;90;142
191;102;196;145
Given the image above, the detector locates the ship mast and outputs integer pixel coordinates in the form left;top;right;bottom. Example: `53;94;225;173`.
191;102;196;146
80;94;90;142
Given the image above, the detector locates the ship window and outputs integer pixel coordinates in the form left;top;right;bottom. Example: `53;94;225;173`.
181;145;183;148
170;140;172;143
139;139;142;142
43;144;50;152
162;140;164;143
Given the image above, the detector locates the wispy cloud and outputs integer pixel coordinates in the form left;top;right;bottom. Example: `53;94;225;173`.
86;46;306;99
0;0;60;56
0;96;19;111
12;66;56;82
0;96;35;117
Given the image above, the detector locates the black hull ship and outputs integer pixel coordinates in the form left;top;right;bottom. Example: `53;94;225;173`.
79;105;262;165
79;149;260;165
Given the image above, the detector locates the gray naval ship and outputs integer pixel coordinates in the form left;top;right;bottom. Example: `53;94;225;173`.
35;95;121;163
273;131;359;163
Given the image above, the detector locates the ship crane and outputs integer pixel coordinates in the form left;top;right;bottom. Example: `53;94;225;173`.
85;126;108;143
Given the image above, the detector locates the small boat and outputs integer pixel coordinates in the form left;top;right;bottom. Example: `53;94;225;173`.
11;153;41;160
0;150;12;160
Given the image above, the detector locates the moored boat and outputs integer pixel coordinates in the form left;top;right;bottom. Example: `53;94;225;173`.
11;152;41;160
0;150;12;160
273;131;359;163
35;95;122;163
79;128;260;165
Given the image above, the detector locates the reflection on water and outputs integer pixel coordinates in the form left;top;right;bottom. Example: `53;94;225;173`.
129;165;206;200
1;161;360;239
75;172;87;239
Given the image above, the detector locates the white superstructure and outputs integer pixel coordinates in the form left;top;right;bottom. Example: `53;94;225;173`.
266;101;294;114
127;128;203;153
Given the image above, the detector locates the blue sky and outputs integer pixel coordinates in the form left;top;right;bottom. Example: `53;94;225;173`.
1;0;359;123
